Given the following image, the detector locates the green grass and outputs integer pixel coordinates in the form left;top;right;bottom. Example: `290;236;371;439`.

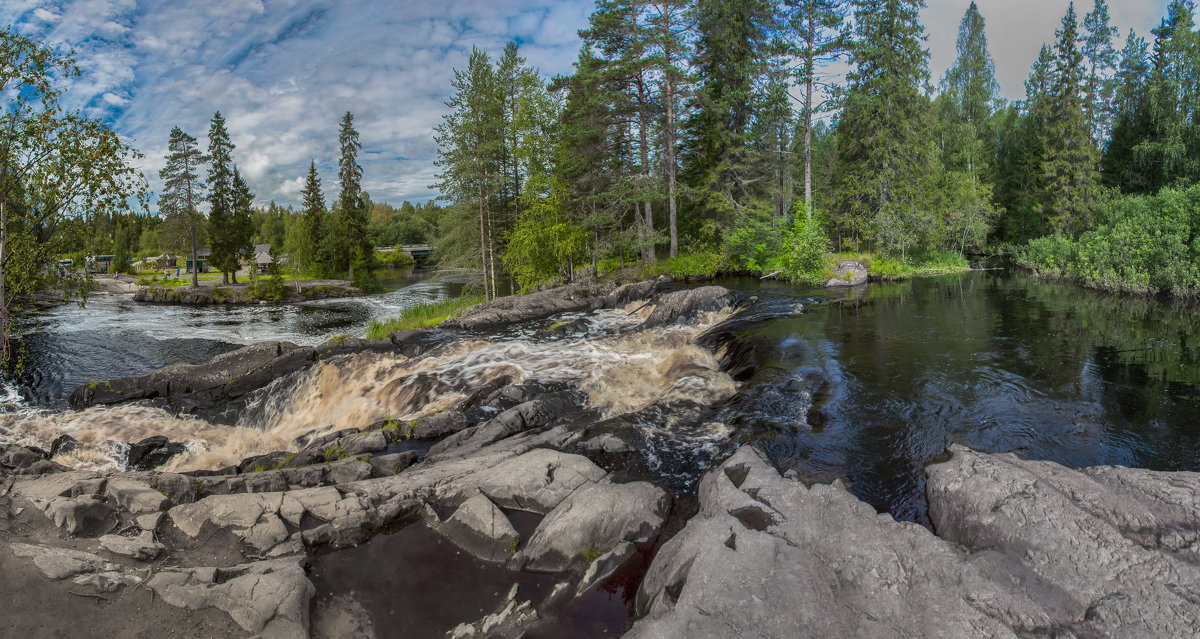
365;295;485;338
137;276;190;288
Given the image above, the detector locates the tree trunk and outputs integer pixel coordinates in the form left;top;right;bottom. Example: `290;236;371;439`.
478;187;489;301
0;199;8;360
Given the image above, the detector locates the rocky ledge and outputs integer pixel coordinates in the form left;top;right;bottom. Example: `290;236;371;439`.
133;281;361;306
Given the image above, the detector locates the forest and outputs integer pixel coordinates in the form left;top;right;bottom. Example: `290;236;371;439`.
427;0;1200;298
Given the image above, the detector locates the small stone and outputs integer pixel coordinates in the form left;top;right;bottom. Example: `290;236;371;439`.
99;532;164;561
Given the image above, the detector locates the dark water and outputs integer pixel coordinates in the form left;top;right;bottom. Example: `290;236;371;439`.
5;268;465;407
720;270;1200;525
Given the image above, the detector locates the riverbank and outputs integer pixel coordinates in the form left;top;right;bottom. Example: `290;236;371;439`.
4;274;1199;636
133;279;361;305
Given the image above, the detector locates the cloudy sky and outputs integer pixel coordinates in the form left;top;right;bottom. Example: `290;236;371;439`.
1;0;1171;208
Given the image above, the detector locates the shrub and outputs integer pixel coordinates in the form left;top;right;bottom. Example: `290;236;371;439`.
775;210;832;283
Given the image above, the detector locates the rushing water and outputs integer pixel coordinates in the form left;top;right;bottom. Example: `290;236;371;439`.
5;268;464;407
4;268;1200;528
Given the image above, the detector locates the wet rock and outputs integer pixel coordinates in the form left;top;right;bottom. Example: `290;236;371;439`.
409;410;469;439
312;594;376;639
641;286;744;328
105;478;169;514
428;391;584;459
448;583;539;639
368;451;417;477
825;259;868;287
280;464;326;488
49;434;78;458
577;541;637;595
126;436;187;470
442;280;619;330
148;558;314;639
15;459;70;475
326;459;374;485
0;445;47;472
244;470;288;493
45;495;115;535
98;531;164;561
434;493;520;563
516;479;668;573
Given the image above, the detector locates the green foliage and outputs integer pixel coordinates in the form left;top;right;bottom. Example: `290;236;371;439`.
1016;186;1200;297
503;186;586;291
777;210;833;282
365;295;485;338
580;547;604;563
641;252;725;280
323;443;348;462
375;250;416;268
721;207;784;272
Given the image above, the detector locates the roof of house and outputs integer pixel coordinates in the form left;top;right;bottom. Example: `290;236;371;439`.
254;244;272;254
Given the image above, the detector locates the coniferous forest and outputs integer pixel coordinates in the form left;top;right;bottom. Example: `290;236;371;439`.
431;0;1200;298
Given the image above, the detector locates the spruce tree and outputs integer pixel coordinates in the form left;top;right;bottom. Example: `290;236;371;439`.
158;127;207;288
1132;1;1200;192
1041;3;1097;234
683;0;777;223
938;1;999;181
298;161;325;275
1081;0;1119;144
333;112;371;282
833;0;936;256
229;167;255;284
784;0;849;214
1102;31;1151;192
205;111;237;283
648;0;692;256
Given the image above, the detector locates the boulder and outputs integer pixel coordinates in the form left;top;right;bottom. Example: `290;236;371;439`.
45;495;115;535
168;492;288;551
98;531;164;561
428;391;583;459
407;410;469;439
126;436;187;470
435;448;607;514
516;479;668;573
434;493;520;563
641;286;743;328
148;558;314;639
368;451;417;477
106;478;169;514
49;434;78;458
448;583;539;639
825;259;868;287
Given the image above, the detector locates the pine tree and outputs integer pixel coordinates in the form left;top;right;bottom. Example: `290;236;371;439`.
683;0;778;224
205;111;238;283
158;127;207;288
298;161;325;275
1102;30;1152;192
1081;0;1119;144
332;112;372;281
833;0;936;256
994;45;1055;241
1041;3;1097;234
648;0;692;257
784;0;849;214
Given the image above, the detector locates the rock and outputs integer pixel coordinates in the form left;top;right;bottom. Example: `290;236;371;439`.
45;495;115;535
436;448;608;514
825;259;868;287
577;541;637;595
341;431;388;456
926;445;1200;638
99;531;164;561
148;558;314;639
280;464;327;488
136;511;164;531
150;473;197;503
629;445;1200;639
408;410;469;439
49;434;78;458
428;391;583;458
168;492;288;551
126;436;187;470
0;445;47;472
368;451;417;477
10;543;122;580
106;478;169;514
15;459;70;475
448;583;539;639
434;493;520;563
244;470;288;493
441;280;618;330
641;286;743;328
517;479;669;573
312;594;376;639
326;459;373;485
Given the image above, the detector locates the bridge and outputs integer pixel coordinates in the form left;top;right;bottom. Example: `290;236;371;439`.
377;245;435;260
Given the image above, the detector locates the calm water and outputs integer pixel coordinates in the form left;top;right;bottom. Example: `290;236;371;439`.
726;271;1200;524
6;268;465;407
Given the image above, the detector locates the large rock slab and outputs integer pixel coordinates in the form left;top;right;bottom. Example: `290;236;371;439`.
434;493;520;563
641;286;744;328
517;479;668;573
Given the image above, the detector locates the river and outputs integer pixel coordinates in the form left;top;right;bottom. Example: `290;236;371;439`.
4;268;1200;526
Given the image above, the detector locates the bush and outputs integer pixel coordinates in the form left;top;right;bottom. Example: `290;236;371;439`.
640;252;725;280
365;295;485;338
376;250;416;268
775;210;832;283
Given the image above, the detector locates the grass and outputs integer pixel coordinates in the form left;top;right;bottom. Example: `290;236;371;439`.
137;276;190;288
365;295;485;338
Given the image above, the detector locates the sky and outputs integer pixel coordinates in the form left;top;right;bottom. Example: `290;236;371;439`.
1;0;1173;208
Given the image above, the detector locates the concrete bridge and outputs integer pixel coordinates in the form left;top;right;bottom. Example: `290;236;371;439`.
377;245;434;260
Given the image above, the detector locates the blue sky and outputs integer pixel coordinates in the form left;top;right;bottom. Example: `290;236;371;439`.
2;1;1169;208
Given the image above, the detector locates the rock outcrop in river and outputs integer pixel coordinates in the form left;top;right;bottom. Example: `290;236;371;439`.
6;278;1198;637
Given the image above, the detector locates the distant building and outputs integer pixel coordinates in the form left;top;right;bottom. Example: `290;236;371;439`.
251;244;284;273
185;247;212;273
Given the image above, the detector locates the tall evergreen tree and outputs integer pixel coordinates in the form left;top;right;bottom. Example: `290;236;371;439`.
683;0;777;225
332;112;372;282
229;167;255;283
1132;0;1200;192
833;0;936;256
1041;3;1097;233
1102;30;1152;192
784;0;849;214
205;111;238;283
648;0;692;257
297;161;326;275
1081;0;1119;144
158;127;207;288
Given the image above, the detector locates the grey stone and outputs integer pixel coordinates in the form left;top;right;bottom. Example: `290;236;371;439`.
408;410;469;438
342;431;388;456
99;531;164;561
641;286;743;328
45;495;115;535
368;451;417;477
168;492;288;551
435;448;607;514
10;543;121;580
825;259;869;287
435;493;519;563
577;541;636;595
517;479;668;573
327;459;373;485
244;470;288;493
448;583;539;639
148;558;314;639
136;511;164;531
106;478;169;514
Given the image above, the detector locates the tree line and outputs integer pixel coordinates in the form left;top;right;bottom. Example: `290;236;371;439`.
434;0;1200;295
